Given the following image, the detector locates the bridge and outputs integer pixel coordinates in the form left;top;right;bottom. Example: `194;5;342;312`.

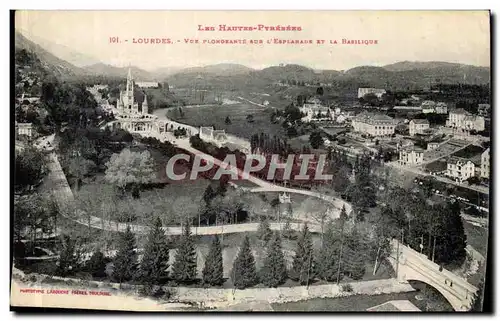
387;239;478;311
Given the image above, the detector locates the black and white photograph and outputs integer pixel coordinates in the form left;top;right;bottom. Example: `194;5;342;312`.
10;10;491;312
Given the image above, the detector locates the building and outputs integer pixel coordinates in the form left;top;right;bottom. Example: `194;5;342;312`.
427;142;439;151
435;102;448;114
16;122;33;138
478;104;491;117
116;68;149;114
446;109;485;132
136;81;159;88
393;106;422;112
357;88;386;99
351;112;396;137
399;147;424;166
409;119;430;136
300;103;334;122
421;100;436;114
481;147;490;179
446;156;476;183
199;126;228;147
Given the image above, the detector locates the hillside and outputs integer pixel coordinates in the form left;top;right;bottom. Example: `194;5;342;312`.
174;63;254;76
83;63;155;81
14;31;85;79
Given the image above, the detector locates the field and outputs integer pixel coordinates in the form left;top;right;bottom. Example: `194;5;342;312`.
166;103;285;139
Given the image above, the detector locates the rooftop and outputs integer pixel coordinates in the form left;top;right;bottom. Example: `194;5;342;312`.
411;119;430;125
354;112;395;123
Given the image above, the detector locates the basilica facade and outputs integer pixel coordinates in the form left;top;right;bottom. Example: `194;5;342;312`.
117;68;148;114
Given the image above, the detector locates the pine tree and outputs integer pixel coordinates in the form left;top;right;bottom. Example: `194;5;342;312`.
290;223;315;285
261;232;287;287
172;220;197;284
232;235;258;289
343;229;366;280
317;221;341;281
57;234;79;277
112;226;138;284
86;250;107;278
139;217;170;285
282;218;297;240
434;201;467;265
202;235;224;286
257;217;273;243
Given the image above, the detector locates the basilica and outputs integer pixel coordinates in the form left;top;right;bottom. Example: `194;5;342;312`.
117;68;148;114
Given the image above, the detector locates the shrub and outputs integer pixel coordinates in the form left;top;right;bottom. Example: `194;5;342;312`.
341;283;353;292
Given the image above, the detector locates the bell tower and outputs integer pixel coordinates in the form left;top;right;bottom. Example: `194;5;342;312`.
126;67;134;109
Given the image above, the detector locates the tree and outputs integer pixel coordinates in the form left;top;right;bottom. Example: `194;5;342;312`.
246;115;255;123
112;226;138;284
104;149;156;197
290;223;315;285
56;234;79;277
317;221;341;281
86;250;107;278
225;116;231;124
434;201;467;265
343;229;366;280
202;235;224;286
232;235;258;289
138;217;170;285
309;131;323;149
316;87;324;96
260;232;287;287
171;220;197;284
14;146;46;193
257;218;273;243
66;155;95;191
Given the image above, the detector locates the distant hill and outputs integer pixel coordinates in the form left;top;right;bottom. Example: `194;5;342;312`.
83;63;154;81
17;30;100;67
173;63;254;77
14;31;85;79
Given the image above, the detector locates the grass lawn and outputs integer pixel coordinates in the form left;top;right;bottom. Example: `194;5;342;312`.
166;103;285;139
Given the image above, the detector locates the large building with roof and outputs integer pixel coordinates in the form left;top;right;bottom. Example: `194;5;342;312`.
409;119;430;136
199;126;228;147
357;87;386;99
351;112;397;137
446;109;485;132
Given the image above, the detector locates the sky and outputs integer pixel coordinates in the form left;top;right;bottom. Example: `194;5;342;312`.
15;10;491;71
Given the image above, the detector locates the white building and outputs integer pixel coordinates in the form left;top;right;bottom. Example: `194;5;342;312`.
421;100;436;114
446;156;476;183
299;101;334;122
446;108;485;132
435;102;448;114
398;148;424;166
351;112;396;137
116;68;149;115
427;142;439;151
136;81;159;88
481;147;490;179
16;122;33;138
199;126;228;147
357;88;386;99
409;119;430;136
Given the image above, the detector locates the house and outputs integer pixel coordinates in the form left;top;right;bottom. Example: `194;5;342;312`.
421;100;436;114
435;102;448;114
351;112;396;137
409;119;430;136
427;142;439;151
446;109;485;132
16;122;33;138
357;88;386;99
446;156;476;183
478;104;491;117
398;147;424;166
481;147;490;179
299;100;334;122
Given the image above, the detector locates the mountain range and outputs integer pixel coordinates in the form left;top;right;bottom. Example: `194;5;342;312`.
15;30;490;90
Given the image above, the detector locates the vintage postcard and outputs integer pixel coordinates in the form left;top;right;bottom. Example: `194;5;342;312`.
11;10;490;312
